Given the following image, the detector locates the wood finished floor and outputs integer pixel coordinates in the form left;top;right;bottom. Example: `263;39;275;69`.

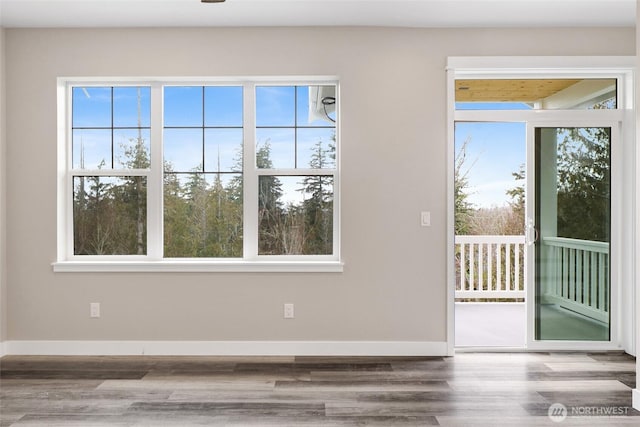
0;352;638;426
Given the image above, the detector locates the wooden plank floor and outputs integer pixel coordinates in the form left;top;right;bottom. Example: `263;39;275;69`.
0;352;638;426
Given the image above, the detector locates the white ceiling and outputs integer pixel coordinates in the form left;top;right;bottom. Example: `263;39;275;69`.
0;0;635;29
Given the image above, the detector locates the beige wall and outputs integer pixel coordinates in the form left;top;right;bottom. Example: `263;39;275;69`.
636;0;640;409
0;27;6;347
3;27;634;346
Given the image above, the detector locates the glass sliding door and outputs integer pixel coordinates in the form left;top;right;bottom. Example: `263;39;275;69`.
533;127;611;341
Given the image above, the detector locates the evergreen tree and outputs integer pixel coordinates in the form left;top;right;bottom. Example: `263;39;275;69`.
300;138;334;254
183;167;210;256
454;137;474;235
120;131;149;255
256;141;284;254
75;171;120;255
222;147;244;257
205;172;242;257
117;87;149;255
505;163;525;233
556;127;610;242
73;160;140;255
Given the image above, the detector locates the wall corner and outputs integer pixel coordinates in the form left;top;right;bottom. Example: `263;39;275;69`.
0;26;7;348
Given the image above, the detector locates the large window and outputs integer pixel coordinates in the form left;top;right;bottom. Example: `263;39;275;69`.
58;79;340;271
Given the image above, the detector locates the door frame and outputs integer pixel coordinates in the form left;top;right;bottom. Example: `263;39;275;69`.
446;56;635;355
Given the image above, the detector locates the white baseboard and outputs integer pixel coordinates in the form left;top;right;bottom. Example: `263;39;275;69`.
2;340;448;356
0;341;6;357
633;389;640;411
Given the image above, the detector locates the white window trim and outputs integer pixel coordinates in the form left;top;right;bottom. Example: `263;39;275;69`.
54;77;342;273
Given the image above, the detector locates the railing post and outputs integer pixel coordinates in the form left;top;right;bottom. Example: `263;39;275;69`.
469;243;475;291
505;243;511;292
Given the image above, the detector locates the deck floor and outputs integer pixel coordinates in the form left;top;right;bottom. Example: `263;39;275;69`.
456;302;526;348
455;302;609;347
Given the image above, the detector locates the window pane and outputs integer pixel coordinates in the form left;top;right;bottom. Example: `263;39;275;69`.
72;87;111;128
297;85;337;126
554;128;611;242
258;175;333;255
113;87;151;128
256;85;337;169
455;79;617;110
164;128;203;172
297;128;336;169
72;87;153;171
163;85;245;258
73;129;112;169
256;86;295;126
73;176;147;255
256;129;295;169
164;86;203;127
164;173;243;258
535;127;611;341
205;86;243;127
114;129;150;169
204;129;243;172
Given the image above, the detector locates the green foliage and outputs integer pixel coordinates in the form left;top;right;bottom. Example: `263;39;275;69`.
163;163;243;258
258;137;335;255
505;163;525;233
73;174;147;255
74;134;335;257
300;140;335;255
556;127;610;242
257;141;285;255
454;137;474;235
163;165;192;257
121;132;149;255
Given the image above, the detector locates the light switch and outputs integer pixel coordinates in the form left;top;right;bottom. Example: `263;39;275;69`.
90;302;100;318
421;211;431;227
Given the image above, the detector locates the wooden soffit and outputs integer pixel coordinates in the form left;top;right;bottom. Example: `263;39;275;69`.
456;79;583;103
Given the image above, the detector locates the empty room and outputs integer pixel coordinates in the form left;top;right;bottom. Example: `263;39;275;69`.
1;0;640;425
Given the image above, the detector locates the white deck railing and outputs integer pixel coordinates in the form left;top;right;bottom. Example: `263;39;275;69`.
541;236;609;323
455;234;609;323
455;235;526;300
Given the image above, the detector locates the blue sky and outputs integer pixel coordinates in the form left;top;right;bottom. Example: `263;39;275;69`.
455;121;526;208
73;85;335;171
73;87;152;169
72;85;336;204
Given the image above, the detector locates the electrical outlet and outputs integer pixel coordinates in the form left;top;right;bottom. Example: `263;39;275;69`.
90;302;100;318
284;303;294;319
421;211;431;227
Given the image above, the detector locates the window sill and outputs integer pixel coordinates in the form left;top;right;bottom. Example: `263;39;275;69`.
51;260;344;273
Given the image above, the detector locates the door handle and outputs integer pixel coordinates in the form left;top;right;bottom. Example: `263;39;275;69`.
526;218;539;246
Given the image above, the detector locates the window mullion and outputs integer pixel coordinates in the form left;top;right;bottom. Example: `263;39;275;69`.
63;83;74;260
243;83;258;260
147;83;164;260
70;169;150;176
256;168;336;176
